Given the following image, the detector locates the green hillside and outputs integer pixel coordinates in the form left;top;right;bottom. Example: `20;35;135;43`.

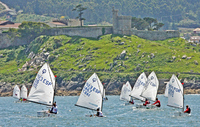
0;34;200;84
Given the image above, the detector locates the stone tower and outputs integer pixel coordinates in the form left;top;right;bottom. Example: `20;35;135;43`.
112;7;132;35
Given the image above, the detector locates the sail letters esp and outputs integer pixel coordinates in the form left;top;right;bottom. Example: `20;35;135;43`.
83;82;100;97
135;79;145;88
168;84;181;97
33;74;52;88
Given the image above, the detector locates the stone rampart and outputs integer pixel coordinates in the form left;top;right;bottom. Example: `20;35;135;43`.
0;27;180;49
131;30;180;41
43;27;113;38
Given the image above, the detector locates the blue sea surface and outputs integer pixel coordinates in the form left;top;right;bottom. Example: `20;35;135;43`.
0;95;199;127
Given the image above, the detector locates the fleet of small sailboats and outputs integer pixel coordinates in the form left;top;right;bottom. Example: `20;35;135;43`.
13;66;191;117
13;85;28;102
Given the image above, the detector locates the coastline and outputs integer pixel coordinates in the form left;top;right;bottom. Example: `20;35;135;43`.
1;89;200;97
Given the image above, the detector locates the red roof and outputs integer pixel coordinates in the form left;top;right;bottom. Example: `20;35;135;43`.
0;23;21;28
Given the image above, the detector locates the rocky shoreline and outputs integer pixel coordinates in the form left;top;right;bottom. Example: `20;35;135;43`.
1;80;200;97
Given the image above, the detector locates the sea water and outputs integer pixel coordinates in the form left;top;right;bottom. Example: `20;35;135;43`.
0;95;200;127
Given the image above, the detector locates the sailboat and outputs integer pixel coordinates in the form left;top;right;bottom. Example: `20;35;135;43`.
164;82;169;97
13;85;20;102
140;71;159;109
27;63;56;117
130;72;147;107
20;85;28;102
167;74;188;116
120;81;132;105
75;73;105;117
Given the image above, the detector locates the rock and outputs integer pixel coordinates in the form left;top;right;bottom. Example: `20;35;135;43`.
194;60;198;65
150;53;155;59
172;56;176;60
78;65;84;68
187;57;191;60
182;55;187;59
120;50;126;59
137;44;141;48
28;51;35;59
137;49;140;53
119;42;125;45
0;54;4;58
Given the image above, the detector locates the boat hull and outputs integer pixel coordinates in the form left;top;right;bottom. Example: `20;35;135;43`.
174;111;191;117
37;110;56;117
136;104;157;109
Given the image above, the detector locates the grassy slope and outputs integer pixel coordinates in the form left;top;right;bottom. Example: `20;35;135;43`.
0;34;200;84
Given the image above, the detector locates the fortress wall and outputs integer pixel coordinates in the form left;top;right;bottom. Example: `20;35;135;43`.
0;27;113;49
131;30;180;41
44;27;113;38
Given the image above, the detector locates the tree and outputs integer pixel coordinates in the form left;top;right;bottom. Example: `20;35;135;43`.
72;4;87;27
131;17;149;30
153;23;164;30
143;17;158;29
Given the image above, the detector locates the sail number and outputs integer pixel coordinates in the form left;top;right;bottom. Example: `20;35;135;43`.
135;79;146;88
83;82;100;97
168;84;181;97
33;74;52;88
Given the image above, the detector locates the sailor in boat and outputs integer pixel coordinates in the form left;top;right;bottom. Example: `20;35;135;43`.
49;102;58;114
129;98;134;104
152;98;161;107
184;105;191;114
143;98;150;106
93;108;103;117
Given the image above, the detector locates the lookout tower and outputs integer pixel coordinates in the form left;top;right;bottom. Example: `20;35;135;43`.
112;7;132;35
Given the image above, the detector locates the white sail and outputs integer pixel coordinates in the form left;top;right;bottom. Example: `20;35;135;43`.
20;85;27;99
164;82;169;97
120;81;132;101
130;72;147;101
167;74;183;109
27;63;55;106
13;85;20;99
141;71;159;101
76;73;103;111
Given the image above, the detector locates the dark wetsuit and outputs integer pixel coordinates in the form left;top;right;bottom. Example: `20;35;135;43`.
153;100;161;107
184;107;191;114
143;100;150;106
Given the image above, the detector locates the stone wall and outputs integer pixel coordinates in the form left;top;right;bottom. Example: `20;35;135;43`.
0;27;113;49
43;27;113;38
131;30;180;41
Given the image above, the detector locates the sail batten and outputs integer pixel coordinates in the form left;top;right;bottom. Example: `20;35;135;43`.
130;72;147;101
120;81;132;101
76;73;103;111
140;71;159;101
167;74;183;109
27;63;55;106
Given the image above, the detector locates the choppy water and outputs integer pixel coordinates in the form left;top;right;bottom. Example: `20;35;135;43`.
0;95;200;127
